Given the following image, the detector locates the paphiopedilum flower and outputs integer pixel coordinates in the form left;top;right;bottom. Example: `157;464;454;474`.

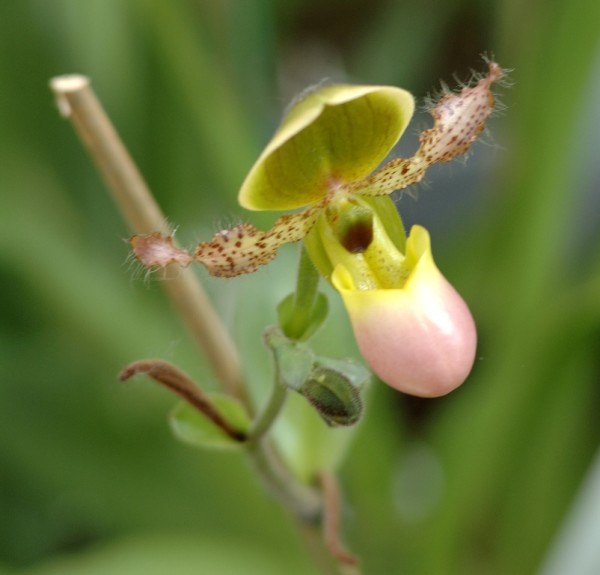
131;62;502;395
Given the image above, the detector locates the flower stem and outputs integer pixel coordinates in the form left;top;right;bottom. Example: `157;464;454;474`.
247;440;322;521
246;377;288;444
281;247;321;340
49;75;249;411
248;443;360;575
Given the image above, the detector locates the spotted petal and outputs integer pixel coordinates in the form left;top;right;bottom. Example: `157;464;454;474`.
130;204;323;278
347;61;504;198
194;205;322;276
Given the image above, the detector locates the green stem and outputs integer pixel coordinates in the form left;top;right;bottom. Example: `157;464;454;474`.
246;380;356;571
246;377;288;444
248;443;358;574
247;440;322;522
282;247;321;340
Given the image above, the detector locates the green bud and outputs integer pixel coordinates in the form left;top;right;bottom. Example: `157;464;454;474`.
300;367;363;427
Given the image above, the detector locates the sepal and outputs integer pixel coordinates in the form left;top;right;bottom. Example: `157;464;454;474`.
239;84;415;211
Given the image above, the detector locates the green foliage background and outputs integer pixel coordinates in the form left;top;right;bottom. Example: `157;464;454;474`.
1;1;599;574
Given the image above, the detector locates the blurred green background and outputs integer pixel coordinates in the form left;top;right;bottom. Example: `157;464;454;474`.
1;1;599;574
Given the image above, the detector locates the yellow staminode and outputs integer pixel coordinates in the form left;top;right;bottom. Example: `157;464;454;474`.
331;225;434;299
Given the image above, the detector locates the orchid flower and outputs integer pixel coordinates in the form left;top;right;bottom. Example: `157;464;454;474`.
132;62;503;396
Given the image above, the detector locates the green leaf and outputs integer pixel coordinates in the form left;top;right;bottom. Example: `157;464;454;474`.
239;84;415;211
169;395;250;451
